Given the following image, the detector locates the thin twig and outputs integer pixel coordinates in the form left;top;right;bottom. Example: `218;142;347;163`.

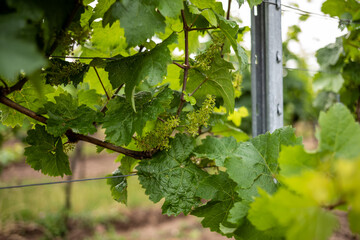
112;83;124;99
176;10;190;116
173;61;186;69
93;66;110;100
189;27;218;31
51;56;119;60
323;200;346;210
226;0;232;20
157;117;166;123
0;79;8;88
0;94;154;159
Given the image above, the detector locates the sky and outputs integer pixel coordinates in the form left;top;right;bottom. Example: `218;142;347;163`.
223;0;346;70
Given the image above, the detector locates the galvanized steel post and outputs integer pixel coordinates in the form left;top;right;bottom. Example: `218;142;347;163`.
251;0;283;136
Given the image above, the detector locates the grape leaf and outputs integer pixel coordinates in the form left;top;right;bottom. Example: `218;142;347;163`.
278;145;320;177
103;0;166;47
187;56;235;112
321;0;360;18
24;124;71;177
316;38;343;67
192;171;240;235
318;103;360;159
348;210;360;234
194;136;239;166
225;127;301;201
234;219;278;240
217;14;248;70
151;0;183;19
248;188;338;240
83;20;128;58
313;72;344;93
227;201;250;225
247;0;263;8
89;0;116;24
43;93;103;137
0;14;46;82
0;81;54;127
105;33;177;110
102;86;173;146
136;134;209;216
107;168;128;204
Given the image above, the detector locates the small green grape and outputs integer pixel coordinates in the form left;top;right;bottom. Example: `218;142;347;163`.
135;116;180;151
45;59;86;86
63;142;76;153
186;95;216;136
194;32;225;70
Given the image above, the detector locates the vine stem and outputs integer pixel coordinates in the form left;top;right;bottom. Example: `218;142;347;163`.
227;0;232;20
0;94;153;159
176;10;190;116
93;66;110;100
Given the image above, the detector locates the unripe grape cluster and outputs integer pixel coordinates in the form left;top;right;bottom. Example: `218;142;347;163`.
45;60;86;86
186;95;216;136
194;33;225;70
135;116;180;151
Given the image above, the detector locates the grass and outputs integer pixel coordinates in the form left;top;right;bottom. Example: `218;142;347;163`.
0;175;154;226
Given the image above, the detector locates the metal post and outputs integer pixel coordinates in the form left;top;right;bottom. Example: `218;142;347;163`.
251;0;283;136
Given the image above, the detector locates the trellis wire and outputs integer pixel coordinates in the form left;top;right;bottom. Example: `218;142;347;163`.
263;0;352;24
0;173;137;190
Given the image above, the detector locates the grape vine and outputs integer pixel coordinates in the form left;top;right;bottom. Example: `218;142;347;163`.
0;0;359;239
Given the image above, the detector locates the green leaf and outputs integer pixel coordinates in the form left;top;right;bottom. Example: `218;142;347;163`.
84;21;128;57
24;125;71;177
247;0;263;8
234;219;278;240
217;14;248;70
316;38;343;67
348;210;360;234
227;201;250;225
318;103;360;159
152;0;183;19
107;168;128;204
43;93;103;137
103;0;166;47
192;171;240;235
187;56;235;112
102;86;173;146
194;136;239;166
278;145;320;177
136;134;208;216
321;0;360;18
211;123;249;142
105;33;177;110
89;0;116;24
0;14;46;81
313;72;344;93
225;127;301;201
119;156;138;175
248;188;338;240
0;81;54;127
